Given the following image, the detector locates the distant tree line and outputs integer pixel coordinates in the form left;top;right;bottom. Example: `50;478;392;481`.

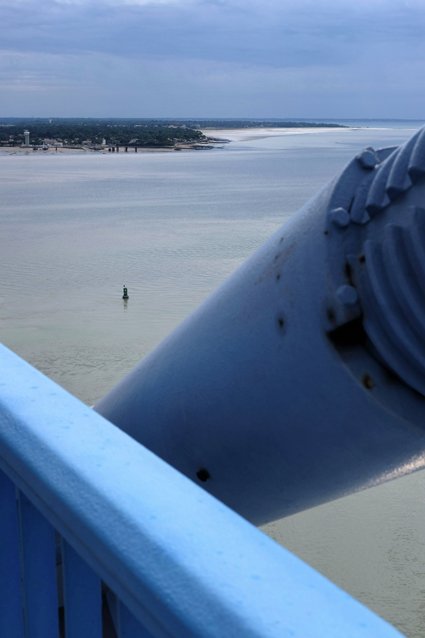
0;118;209;147
165;119;346;130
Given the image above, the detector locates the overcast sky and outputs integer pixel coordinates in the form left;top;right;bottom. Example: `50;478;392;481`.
1;0;425;119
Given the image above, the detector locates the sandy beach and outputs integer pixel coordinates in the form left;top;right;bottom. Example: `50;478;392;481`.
201;126;356;143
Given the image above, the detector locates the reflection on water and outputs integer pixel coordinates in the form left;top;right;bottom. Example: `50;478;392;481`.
1;125;424;636
263;470;425;638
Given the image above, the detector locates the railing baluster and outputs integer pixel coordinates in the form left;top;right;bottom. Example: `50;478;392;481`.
62;539;102;638
18;492;59;638
0;470;24;638
117;602;155;638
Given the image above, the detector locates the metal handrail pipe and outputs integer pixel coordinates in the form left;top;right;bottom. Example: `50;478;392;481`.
0;344;402;637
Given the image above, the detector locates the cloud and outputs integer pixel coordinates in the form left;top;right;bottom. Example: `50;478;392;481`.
1;0;425;117
2;1;424;62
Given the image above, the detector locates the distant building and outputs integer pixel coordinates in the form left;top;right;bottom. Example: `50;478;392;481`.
23;130;30;147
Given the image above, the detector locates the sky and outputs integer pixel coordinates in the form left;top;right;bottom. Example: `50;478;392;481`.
1;0;425;119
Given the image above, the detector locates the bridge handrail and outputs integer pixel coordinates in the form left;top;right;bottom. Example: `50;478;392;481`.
0;344;402;637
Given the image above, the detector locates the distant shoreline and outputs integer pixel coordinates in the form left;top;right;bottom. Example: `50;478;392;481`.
0;142;215;156
0;126;357;156
0;118;348;156
0;142;214;156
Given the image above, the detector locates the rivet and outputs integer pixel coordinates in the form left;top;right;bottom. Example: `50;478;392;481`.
336;284;358;306
357;148;379;170
329;207;350;228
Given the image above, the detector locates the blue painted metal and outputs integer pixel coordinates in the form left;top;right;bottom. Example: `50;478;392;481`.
18;493;59;638
0;345;403;637
96;125;425;525
62;540;102;638
0;473;24;638
116;602;155;638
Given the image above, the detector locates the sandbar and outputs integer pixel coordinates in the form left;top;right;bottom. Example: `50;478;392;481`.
201;126;355;143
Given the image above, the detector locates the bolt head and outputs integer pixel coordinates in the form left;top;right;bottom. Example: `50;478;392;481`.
357;148;379;169
336;285;359;306
329;207;350;228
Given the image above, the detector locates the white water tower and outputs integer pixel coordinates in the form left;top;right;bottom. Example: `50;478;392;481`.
24;130;30;147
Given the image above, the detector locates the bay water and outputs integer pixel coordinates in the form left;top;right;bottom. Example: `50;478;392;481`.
1;123;425;636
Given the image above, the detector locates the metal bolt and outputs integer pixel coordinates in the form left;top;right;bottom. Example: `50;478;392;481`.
336;285;359;306
329;207;350;228
356;148;379;170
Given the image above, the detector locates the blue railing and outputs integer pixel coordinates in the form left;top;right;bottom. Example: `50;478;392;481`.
0;344;403;637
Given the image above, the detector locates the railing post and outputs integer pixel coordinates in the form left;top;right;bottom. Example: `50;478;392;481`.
62;540;102;638
18;493;59;638
0;470;24;638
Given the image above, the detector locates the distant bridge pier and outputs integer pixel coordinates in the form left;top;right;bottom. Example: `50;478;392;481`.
107;145;138;153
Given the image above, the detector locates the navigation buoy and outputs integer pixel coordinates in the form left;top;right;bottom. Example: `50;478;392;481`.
122;285;129;300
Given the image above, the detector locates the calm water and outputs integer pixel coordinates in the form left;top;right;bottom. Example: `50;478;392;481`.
1;124;425;636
